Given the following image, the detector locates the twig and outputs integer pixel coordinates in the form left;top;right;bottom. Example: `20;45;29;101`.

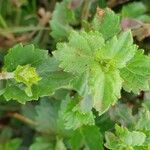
7;112;37;126
0;72;14;80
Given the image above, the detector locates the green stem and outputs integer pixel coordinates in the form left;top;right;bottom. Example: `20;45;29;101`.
7;112;37;126
0;72;14;80
0;14;8;28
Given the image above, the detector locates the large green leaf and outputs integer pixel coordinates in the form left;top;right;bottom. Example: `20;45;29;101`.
54;30;136;115
3;44;73;103
29;137;54;150
101;31;137;68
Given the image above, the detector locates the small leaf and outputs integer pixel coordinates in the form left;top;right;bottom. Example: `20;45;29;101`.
55;138;66;150
70;125;103;150
105;124;146;149
121;2;147;19
59;96;95;130
50;0;76;41
14;65;41;97
120;50;150;93
3;44;73;103
136;109;150;131
92;8;120;39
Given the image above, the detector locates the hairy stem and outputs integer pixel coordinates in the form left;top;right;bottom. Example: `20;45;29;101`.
0;72;14;80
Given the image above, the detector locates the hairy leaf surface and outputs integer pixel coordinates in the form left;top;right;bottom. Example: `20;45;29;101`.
3;44;72;103
54;30;137;115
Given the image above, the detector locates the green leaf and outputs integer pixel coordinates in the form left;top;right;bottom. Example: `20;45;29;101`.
105;124;146;150
121;2;150;23
0;138;22;150
50;0;76;41
142;100;150;110
3;44;72;103
54;31;104;75
31;96;72;137
29;137;54;150
59;96;95;130
121;2;147;19
105;132;120;149
109;103;136;128
89;66;122;115
14;64;41;97
101;30;137;68
70;130;82;150
137;15;150;23
34;97;59;134
120;50;150;93
54;30;137;115
92;8;120;39
115;125;146;146
70;125;103;150
136;109;150;131
4;44;47;72
55;138;66;150
81;125;104;150
95;112;115;135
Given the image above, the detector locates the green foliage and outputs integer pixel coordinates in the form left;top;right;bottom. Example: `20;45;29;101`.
0;1;150;149
50;0;76;41
105;124;146;150
14;64;42;97
120;50;150;93
29;137;54;150
121;2;150;23
70;125;103;150
92;8;120;39
53;28;146;115
105;105;150;149
121;2;147;18
0;127;22;150
34;98;60;134
2;44;72;103
109;103;136;128
59;96;95;130
136;109;150;131
29;136;67;150
0;139;22;150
